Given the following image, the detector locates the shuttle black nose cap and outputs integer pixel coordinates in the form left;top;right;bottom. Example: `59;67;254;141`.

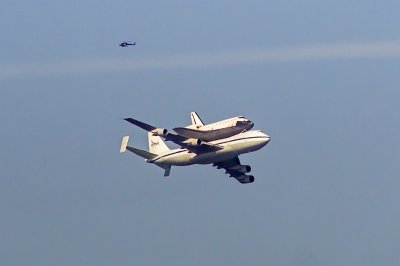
236;120;254;128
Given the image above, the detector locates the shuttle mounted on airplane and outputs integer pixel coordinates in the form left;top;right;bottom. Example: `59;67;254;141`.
120;112;270;184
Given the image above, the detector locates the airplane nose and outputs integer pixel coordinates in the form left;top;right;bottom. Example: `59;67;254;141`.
254;135;270;150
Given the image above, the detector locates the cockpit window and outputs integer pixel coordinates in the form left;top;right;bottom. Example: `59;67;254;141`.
238;116;245;119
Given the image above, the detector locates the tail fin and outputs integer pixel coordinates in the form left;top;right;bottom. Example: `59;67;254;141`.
120;136;157;159
148;132;170;154
190;112;205;127
120;136;130;153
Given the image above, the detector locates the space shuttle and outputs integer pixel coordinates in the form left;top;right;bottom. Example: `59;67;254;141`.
172;112;254;141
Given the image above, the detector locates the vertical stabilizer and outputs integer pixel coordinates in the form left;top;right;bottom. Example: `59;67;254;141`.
120;136;129;153
190;112;205;127
148;132;170;154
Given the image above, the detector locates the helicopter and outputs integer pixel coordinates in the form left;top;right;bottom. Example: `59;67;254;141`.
119;41;136;47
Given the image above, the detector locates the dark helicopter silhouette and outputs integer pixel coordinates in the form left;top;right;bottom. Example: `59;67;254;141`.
119;41;136;47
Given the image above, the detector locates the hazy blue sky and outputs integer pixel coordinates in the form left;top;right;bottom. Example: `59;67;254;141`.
1;1;399;265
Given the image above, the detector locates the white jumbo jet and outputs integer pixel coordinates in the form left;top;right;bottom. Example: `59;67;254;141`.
120;116;270;184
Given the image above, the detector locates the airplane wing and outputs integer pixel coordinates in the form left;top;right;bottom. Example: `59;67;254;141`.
164;133;222;153
213;157;255;184
124;118;222;153
164;133;223;153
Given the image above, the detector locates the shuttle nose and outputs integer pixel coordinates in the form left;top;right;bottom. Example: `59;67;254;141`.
236;120;253;127
237;120;254;129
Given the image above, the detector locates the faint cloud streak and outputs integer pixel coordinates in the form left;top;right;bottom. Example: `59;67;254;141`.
2;41;400;80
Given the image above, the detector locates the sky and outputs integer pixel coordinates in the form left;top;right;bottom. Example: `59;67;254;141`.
1;1;400;266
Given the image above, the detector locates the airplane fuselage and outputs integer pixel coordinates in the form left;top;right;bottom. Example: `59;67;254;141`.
147;130;269;166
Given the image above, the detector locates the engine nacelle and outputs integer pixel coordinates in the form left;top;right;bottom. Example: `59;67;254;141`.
231;165;251;173
151;128;168;137
183;138;202;146
236;174;254;184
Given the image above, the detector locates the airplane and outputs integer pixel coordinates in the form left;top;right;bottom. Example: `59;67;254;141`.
119;41;136;47
120;117;270;184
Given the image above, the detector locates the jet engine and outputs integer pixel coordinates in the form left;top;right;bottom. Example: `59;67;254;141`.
231;165;251;173
151;128;168;137
183;138;203;146
236;174;255;184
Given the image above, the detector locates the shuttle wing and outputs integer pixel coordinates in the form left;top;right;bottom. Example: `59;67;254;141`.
213;157;255;184
173;127;226;142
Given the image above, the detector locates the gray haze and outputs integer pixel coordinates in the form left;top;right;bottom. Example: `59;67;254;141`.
1;1;400;266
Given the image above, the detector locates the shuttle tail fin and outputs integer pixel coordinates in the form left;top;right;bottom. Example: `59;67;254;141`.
190;112;205;127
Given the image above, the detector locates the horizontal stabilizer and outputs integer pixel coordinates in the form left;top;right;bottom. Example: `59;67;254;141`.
126;146;158;160
120;136;157;159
